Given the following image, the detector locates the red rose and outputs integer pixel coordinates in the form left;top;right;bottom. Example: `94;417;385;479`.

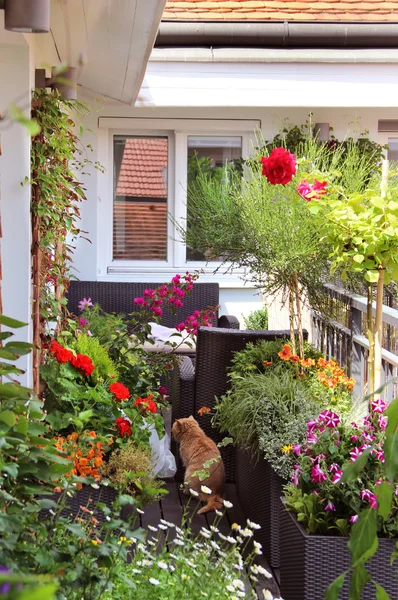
70;353;95;377
109;382;130;401
115;417;132;437
260;147;297;186
50;340;74;364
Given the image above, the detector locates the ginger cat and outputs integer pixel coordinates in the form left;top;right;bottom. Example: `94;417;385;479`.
172;416;225;514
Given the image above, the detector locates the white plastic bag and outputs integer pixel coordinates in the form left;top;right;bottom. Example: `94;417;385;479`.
144;422;177;478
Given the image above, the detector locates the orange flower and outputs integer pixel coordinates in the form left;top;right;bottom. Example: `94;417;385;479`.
94;456;103;467
278;345;292;360
198;406;211;416
317;358;328;368
263;360;273;366
300;358;315;368
290;355;300;363
88;431;97;439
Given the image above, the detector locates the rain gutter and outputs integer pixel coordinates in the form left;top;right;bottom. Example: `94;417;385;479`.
156;21;398;49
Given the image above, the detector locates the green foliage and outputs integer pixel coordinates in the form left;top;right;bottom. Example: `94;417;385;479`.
72;333;118;383
242;305;268;330
101;440;166;505
78;303;126;348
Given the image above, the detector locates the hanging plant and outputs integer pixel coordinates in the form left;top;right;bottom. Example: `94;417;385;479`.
29;88;102;393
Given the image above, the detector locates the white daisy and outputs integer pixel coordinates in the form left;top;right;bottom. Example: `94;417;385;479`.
226;536;237;544
247;519;261;530
157;561;168;570
158;524;168;530
174;539;185;546
149;578;160;586
215;510;223;516
223;500;233;508
262;591;273;600
226;585;235;592
241;528;253;537
189;488;199;497
148;525;157;532
136;508;144;514
232;579;245;591
201;485;212;495
200;530;211;539
257;565;272;579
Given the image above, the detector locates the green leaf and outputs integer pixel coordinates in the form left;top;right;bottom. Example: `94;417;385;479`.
341;449;371;483
349;563;370;600
384;429;398;483
353;254;365;263
0;348;19;360
376;482;393;520
14;583;58;600
348;508;378;565
0;410;16;427
217;437;234;448
375;583;391;600
8;105;41;136
325;573;346;600
0;315;27;328
365;270;380;283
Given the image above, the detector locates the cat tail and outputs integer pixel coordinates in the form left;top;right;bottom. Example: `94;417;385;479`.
197;495;223;515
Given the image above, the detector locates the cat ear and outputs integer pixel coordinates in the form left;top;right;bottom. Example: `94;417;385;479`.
189;415;195;420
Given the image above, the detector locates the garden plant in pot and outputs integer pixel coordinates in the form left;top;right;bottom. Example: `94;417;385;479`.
282;400;397;600
213;338;354;568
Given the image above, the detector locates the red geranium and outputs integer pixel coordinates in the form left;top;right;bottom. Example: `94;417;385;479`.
115;417;132;438
70;353;95;377
50;340;74;364
260;147;297;186
109;382;130;401
134;395;157;414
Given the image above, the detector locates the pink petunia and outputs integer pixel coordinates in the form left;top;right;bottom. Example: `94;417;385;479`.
311;464;327;484
325;501;336;512
332;470;343;484
292;444;302;456
350;515;359;524
329;463;340;474
378;415;388;430
350;447;362;462
371;398;387;414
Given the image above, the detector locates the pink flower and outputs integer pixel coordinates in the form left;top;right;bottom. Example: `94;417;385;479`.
296;180;312;200
87;330;92;337
78;297;93;312
307;433;318;445
350;515;359;524
329;463;340;474
292;464;301;486
297;178;327;201
361;489;377;509
350;447;362;462
261;147;297;186
306;419;319;431
143;289;155;299
332;470;343;484
376;449;385;463
371;398;387;414
151;306;163;317
378;415;388;430
319;410;340;428
350;435;359;442
176;322;185;332
311;464;327;484
292;444;302;455
172;274;181;284
395;485;398;497
159;386;168;396
362;433;376;443
79;317;87;327
325;501;336;512
134;297;145;305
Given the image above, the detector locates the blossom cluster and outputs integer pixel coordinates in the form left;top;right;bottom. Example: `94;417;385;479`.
50;340;95;377
176;307;218;336
296;179;327;201
54;431;104;484
134;394;157;414
133;272;198;318
286;398;397;533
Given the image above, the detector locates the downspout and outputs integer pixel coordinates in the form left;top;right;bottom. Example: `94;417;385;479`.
156;21;398;49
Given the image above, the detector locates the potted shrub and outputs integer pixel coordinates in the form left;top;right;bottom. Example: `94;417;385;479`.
214;339;354;568
281;401;397;600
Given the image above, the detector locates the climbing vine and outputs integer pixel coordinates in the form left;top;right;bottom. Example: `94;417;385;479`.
30;88;102;393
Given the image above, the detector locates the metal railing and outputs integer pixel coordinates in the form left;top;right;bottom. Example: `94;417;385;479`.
311;284;398;401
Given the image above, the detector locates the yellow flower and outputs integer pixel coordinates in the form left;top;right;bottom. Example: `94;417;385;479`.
281;444;293;454
91;540;98;546
231;523;240;531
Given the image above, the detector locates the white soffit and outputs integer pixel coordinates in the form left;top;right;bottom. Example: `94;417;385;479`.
137;60;398;108
48;0;166;105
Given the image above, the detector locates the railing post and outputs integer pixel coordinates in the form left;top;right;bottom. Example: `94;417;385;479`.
350;305;364;400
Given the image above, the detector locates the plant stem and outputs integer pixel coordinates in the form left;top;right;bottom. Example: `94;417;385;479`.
32;207;42;395
288;286;297;355
293;273;305;359
366;283;375;402
374;266;385;395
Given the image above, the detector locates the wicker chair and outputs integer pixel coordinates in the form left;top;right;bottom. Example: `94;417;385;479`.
173;326;308;482
66;281;239;329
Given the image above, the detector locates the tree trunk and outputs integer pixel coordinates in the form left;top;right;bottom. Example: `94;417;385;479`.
293;273;305;359
289;286;297;355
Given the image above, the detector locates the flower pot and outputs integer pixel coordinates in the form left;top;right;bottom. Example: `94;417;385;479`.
279;498;398;600
235;448;285;568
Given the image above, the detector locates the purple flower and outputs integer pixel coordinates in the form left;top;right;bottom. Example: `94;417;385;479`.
0;566;11;595
378;415;388;430
350;515;359;524
329;463;340;474
350;435;359;442
371;398;387;414
311;464;327;484
325;501;336;512
134;297;145;305
292;444;302;456
332;470;343;484
78;297;93;312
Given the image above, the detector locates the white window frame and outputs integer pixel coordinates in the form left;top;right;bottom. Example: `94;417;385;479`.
97;118;260;282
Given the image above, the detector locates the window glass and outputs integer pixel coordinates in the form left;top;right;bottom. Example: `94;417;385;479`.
186;136;242;262
113;136;168;261
387;138;398;161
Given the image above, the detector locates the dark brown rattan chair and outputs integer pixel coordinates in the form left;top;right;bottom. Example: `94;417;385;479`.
66;281;239;329
174;326;308;482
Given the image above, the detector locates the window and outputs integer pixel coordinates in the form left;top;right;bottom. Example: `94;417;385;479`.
186;136;242;262
97;118;259;279
113;136;168;261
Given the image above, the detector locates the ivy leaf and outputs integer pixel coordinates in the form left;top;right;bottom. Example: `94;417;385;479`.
325;573;346;600
375;583;391;600
348;508;378;565
341;449;371;483
349;563;370;600
376;482;393;520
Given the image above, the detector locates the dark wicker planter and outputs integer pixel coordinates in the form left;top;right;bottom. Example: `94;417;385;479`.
235;449;286;569
280;498;398;600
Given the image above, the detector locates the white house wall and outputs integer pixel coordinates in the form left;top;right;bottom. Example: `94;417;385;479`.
74;90;398;326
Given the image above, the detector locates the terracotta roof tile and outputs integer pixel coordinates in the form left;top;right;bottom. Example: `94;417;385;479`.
163;0;398;21
116;138;168;199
